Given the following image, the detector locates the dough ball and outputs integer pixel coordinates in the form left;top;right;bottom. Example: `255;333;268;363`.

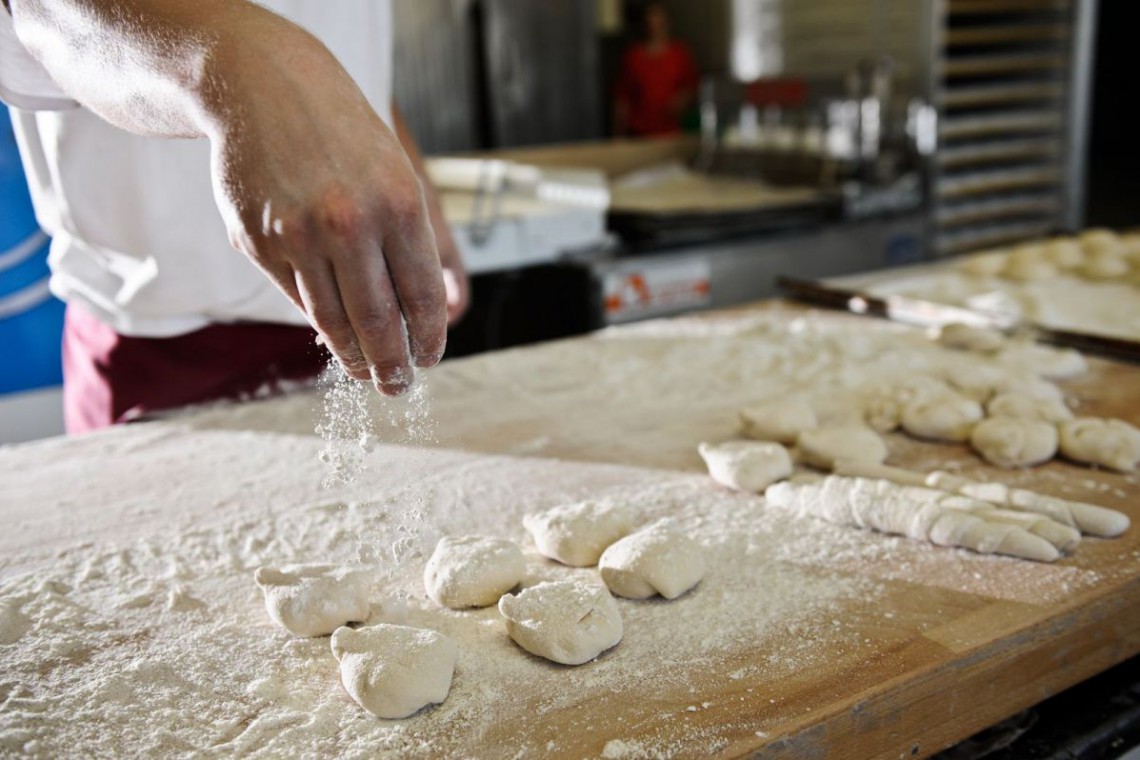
990;370;1065;401
863;391;902;433
423;536;525;609
935;323;1006;354
797;425;888;470
901;394;984;442
523;502;632;567
941;362;1018;403
986;392;1073;423
957;249;1009;276
970;417;1059;468
1080;228;1119;249
997;343;1088;380
598;520;705;600
254;564;371;637
863;375;956;431
698;440;793;493
498;581;623;665
1079;252;1129;280
330;624;458;719
1122;235;1140;263
1042;238;1085;269
1059;418;1140;472
1002;246;1057;281
738;394;818;444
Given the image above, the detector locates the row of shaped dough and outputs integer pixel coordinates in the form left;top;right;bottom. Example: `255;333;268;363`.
251;501;709;718
957;228;1140;284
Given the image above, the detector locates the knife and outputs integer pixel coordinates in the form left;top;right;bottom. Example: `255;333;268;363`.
776;276;1140;364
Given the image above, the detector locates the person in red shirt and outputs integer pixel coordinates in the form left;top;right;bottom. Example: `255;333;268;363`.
614;3;699;138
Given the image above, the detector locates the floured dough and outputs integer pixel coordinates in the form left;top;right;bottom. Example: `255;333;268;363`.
934;323;1006;354
738;394;818;443
1002;246;1057;281
254;564;371;637
990;371;1065;401
957;249;1009;276
941;362;1018;403
797;426;888;470
969;417;1059;468
698;440;793;493
986;392;1073;423
901;394;984;443
1042;238;1084;269
998;343;1087;380
330;624;458;719
423;536;525;609
523;502;632;567
598;520;705;600
862;375;952;433
766;475;1062;562
894;375;955;404
1080;228;1119;249
1059;418;1140;472
836;460;1126;539
498;581;623;665
1080;251;1129;280
863;391;903;433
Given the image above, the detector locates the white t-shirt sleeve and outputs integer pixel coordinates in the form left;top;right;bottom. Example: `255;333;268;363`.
0;9;77;110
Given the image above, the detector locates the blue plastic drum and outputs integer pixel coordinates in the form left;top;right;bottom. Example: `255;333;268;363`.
1;107;63;395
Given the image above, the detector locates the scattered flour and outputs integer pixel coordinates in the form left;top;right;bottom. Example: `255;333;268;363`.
0;429;906;758
1;307;1134;758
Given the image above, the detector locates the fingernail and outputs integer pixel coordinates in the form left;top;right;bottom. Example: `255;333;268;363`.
414;353;442;369
371;365;414;396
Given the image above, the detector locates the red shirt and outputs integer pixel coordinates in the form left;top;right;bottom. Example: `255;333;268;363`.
616;41;698;137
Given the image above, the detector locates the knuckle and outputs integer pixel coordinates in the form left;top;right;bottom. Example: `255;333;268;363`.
385;183;427;230
273;211;310;243
352;306;398;340
401;283;447;319
308;304;350;337
312;187;366;241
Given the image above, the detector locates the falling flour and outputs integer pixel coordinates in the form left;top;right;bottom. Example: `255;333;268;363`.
316;362;440;568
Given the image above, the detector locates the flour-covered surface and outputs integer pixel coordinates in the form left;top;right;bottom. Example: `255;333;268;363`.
3;305;1140;759
835;264;1140;341
0;432;855;756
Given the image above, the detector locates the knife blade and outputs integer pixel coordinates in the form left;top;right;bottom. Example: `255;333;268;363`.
776;276;1140;364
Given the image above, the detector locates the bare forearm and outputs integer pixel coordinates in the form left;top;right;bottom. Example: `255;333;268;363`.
7;0;316;139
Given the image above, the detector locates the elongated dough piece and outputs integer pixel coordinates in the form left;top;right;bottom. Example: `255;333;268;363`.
765;476;1060;562
830;461;1080;552
833;460;1128;538
1058;418;1140;472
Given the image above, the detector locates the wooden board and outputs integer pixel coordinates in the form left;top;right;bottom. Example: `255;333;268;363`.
3;302;1140;758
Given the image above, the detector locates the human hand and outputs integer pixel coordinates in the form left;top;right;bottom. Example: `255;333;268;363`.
206;31;446;395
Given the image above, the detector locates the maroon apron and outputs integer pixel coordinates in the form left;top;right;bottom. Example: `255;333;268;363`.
62;302;330;433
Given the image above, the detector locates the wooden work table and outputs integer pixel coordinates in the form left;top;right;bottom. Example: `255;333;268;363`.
2;301;1138;758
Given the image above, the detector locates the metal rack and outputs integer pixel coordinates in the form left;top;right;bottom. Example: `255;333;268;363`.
928;0;1096;256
